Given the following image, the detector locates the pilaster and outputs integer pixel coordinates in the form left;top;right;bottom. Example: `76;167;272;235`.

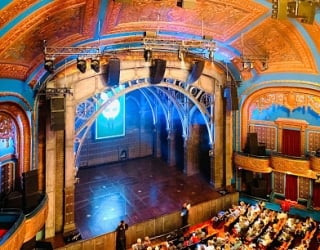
63;94;77;233
212;84;224;188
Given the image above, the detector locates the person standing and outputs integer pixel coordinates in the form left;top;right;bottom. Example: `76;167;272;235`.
116;220;128;250
180;202;190;229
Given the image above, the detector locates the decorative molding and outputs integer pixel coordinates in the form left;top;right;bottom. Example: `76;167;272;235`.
234;153;272;173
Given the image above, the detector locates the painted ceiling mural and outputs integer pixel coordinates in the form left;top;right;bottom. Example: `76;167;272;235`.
0;0;319;101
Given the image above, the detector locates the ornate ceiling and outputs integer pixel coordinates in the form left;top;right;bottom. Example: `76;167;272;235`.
0;0;319;88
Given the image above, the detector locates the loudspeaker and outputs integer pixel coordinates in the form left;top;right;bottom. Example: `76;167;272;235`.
50;96;64;111
186;60;205;84
224;86;239;111
50;97;65;131
106;58;120;87
230;85;239;110
150;59;166;84
245;133;258;155
24;193;42;212
22;169;38;195
50;111;65;131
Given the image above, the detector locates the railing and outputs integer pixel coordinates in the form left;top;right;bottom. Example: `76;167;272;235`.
24;193;49;242
0;193;49;249
0;208;26;250
55;192;239;250
234;152;320;179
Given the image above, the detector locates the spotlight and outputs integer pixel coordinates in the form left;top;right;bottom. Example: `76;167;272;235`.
90;58;100;73
209;49;214;62
178;48;185;61
144;49;152;62
44;57;55;74
261;61;268;71
77;58;87;73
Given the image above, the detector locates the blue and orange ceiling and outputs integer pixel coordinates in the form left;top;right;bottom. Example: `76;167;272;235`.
0;0;319;91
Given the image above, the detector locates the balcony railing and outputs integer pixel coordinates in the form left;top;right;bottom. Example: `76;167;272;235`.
234;152;320;179
0;193;48;249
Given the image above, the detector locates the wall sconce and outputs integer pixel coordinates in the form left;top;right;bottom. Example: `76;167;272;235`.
77;57;87;73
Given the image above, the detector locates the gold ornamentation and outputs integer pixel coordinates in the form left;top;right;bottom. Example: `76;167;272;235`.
0;114;14;147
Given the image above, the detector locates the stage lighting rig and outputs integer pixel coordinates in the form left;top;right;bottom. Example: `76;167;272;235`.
240;54;269;71
142;33;216;61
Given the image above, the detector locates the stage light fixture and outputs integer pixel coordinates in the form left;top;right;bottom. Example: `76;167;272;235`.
77;58;87;73
209;49;215;62
178;47;185;61
91;58;100;73
44;57;55;74
144;49;152;62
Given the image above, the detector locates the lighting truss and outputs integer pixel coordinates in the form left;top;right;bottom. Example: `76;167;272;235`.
240;54;269;71
142;37;216;56
40;87;73;98
43;40;101;57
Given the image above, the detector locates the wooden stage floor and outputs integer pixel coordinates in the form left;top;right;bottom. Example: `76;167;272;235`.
74;156;222;239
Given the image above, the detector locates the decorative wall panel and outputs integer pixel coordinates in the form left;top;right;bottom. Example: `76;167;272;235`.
274;172;285;194
298;177;310;200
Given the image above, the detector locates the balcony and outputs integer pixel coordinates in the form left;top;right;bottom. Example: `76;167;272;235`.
0;193;49;250
234;152;319;179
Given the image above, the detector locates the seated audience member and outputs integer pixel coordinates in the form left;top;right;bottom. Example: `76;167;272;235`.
168;241;177;250
132;238;145;250
143;236;151;248
206;239;215;250
190;232;200;244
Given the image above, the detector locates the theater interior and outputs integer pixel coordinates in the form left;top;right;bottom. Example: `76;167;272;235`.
0;0;320;249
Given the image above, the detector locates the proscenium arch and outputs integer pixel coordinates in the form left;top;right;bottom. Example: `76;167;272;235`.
74;78;214;161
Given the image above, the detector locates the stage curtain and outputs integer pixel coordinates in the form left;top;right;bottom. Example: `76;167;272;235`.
282;129;301;157
313;182;320;208
285;174;297;201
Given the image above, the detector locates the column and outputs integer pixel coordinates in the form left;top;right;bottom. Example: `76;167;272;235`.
63;94;77;233
225;108;234;189
167;129;176;166
153;122;162;158
45;117;57;238
212;83;224;188
184;124;200;176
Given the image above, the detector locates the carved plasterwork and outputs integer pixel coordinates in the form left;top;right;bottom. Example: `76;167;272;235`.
0;0;99;80
0;0;37;27
234;153;272;173
234;153;320;179
232;19;317;73
105;0;267;42
252;91;320;115
311;156;320;172
271;155;316;179
0;113;15;141
0;0;319;83
241;87;320;151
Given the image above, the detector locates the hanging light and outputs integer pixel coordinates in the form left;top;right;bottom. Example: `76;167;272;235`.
44;56;55;73
77;57;87;73
178;47;185;61
209;49;215;62
144;48;152;62
91;57;100;73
